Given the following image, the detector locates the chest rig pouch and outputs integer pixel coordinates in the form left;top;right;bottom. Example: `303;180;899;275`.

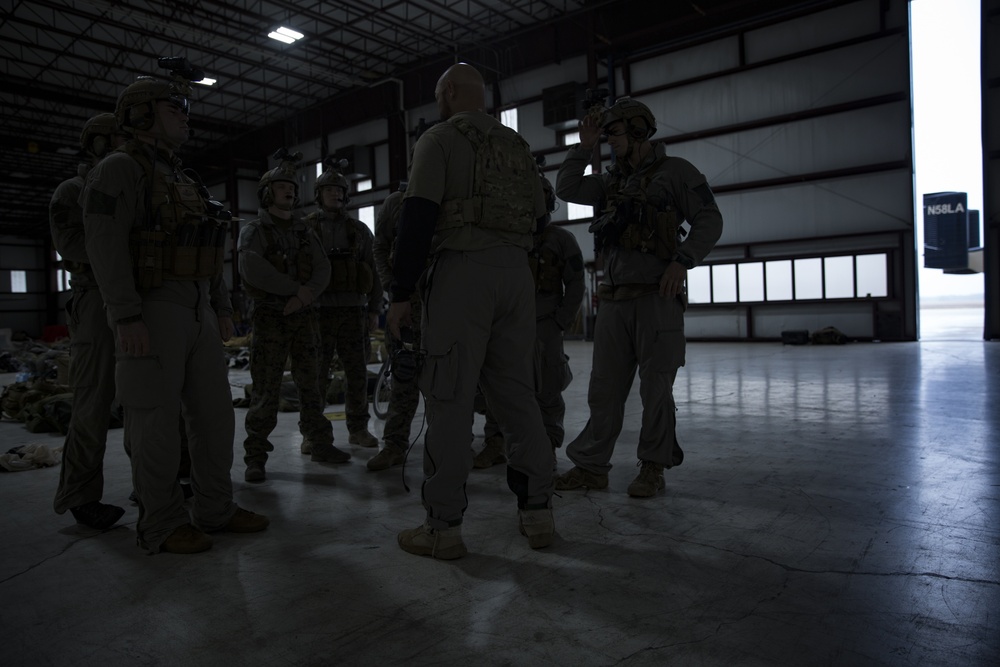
306;212;373;295
121;141;226;291
243;222;314;301
596;157;680;261
528;227;565;294
437;118;537;235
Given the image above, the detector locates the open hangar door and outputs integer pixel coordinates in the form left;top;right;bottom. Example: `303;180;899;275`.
556;0;919;341
984;0;1000;341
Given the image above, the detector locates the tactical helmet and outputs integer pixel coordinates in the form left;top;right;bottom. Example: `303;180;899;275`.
80;113;120;158
115;76;191;132
600;97;656;140
258;150;302;208
314;158;351;206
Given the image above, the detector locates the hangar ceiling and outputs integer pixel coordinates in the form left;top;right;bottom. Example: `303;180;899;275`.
1;0;836;239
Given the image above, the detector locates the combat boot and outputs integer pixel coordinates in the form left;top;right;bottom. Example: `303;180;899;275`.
627;461;665;498
472;434;506;469
310;441;351;463
70;501;125;530
349;429;379;447
398;522;467;560
518;507;554;549
221;507;270;533
367;444;405;471
160;524;212;554
554;466;608;490
300;438;313;455
245;461;266;482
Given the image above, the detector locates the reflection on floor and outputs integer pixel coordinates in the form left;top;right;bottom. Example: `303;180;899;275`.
2;339;998;665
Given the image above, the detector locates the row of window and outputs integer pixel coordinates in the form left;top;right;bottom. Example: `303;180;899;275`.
687;254;889;304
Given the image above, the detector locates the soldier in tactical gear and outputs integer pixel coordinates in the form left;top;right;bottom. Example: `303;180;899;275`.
83;71;269;553
554;96;723;498
474;173;585;470
51;113;130;530
238;152;348;481
369;180;417;471
387;63;555;559
303;160;382;451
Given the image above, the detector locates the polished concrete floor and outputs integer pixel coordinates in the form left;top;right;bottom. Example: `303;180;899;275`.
1;338;998;666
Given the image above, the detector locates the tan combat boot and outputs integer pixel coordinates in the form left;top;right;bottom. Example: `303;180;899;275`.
398;522;467;560
627;461;665;497
367;445;405;471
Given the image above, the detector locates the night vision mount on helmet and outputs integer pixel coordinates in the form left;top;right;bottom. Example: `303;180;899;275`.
314;156;351;206
116;57;204;132
258;148;304;208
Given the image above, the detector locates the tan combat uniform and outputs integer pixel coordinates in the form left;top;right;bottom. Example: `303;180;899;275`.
238;209;333;464
556;141;723;474
83;140;238;552
305;209;381;434
398;111;553;528
51;164;119;514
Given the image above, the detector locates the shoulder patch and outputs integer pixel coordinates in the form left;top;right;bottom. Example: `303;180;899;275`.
693;183;716;207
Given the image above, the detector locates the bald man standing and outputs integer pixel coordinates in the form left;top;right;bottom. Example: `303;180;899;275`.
387;63;555;559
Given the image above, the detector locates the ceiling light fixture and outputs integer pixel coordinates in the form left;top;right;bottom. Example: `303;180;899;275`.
268;26;304;44
197;77;217;86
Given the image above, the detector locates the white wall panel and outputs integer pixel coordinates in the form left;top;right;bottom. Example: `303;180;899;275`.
641;36;908;138
745;0;881;63
715;169;912;245
498;56;587;104
685;308;747;337
752;302;874;338
630;37;740;90
673;101;911;187
516;100;550;152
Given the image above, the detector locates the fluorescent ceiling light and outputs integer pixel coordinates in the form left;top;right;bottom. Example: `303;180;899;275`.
269;26;303;43
197;77;217;86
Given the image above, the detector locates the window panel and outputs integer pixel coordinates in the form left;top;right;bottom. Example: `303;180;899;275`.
738;262;764;302
500;108;518;132
687;265;712;304
856;253;888;297
824;256;855;298
11;270;27;293
358;206;375;234
713;264;737;303
566;165;594;220
794;258;823;299
765;260;793;300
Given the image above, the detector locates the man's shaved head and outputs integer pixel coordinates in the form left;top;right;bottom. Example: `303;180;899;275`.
434;62;486;120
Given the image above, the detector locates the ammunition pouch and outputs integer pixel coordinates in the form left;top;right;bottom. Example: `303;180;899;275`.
328;252;374;294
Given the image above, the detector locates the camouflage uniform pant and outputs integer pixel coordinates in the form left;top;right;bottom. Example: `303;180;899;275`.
54;285;116;514
317;306;370;434
382;293;422;450
244;308;332;464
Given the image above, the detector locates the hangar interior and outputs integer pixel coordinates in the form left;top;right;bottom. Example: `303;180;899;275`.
0;1;998;665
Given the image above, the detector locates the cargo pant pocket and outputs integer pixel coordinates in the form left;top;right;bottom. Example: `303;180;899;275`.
417;342;458;401
652;328;685;372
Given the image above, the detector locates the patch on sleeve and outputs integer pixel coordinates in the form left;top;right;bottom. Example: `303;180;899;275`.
85;189;119;216
693;183;716;207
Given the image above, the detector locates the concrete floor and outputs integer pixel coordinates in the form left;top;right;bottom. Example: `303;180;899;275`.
1;338;998;666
